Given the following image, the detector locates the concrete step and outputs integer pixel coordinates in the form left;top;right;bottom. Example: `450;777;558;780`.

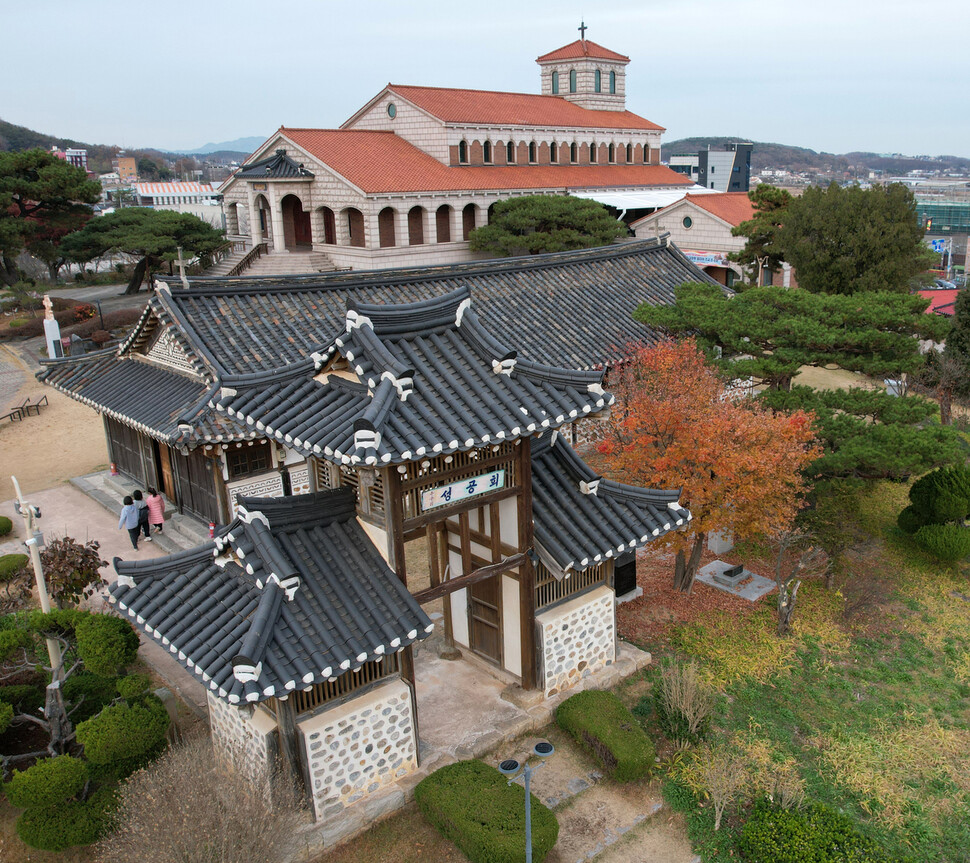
242;251;337;276
204;246;252;277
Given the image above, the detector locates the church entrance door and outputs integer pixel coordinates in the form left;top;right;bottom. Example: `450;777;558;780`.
281;195;312;249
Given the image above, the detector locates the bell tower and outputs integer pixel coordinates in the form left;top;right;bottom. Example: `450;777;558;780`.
536;23;630;112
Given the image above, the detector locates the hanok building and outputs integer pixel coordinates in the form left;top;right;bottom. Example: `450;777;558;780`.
100;287;690;822
219;32;692;272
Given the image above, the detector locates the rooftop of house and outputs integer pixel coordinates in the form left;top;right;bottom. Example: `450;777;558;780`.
535;39;630;63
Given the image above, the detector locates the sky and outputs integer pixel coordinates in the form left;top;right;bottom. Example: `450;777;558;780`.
4;0;969;157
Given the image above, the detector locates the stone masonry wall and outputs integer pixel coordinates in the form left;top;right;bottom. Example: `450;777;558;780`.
300;678;417;822
207;692;276;785
537;585;615;698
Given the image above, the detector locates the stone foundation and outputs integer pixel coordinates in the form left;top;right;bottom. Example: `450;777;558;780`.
207;692;277;784
300;678;417;822
537;585;615;698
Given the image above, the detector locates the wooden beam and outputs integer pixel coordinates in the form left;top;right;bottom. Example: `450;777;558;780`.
383;466;407;588
275;697;308;800
518;438;537;691
402;485;519;531
412;553;528;605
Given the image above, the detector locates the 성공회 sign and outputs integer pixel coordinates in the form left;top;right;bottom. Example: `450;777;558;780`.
420;470;505;511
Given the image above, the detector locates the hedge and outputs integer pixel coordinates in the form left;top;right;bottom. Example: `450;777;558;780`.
0;553;28;582
15;787;117;851
63;672;120;723
4;755;88;809
0;515;12;536
415;760;559;863
914;523;970;563
556;690;655;782
738;800;898;863
76;696;169;770
74;614;140;676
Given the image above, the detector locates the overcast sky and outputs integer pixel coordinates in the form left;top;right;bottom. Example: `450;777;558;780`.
4;0;968;157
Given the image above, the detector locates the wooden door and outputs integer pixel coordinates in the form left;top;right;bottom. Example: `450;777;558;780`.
172;448;220;523
468;575;502;664
158;444;175;500
295;207;312;246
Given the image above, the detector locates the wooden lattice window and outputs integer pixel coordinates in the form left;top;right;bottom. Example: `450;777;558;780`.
225;441;270;480
535;561;607;610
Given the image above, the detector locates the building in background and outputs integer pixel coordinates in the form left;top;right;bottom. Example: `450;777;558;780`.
112;154;138;183
669;142;752;192
135;181;224;228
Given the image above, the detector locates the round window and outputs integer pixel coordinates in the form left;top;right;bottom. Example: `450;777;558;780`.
682;216;693;229
387;103;397;119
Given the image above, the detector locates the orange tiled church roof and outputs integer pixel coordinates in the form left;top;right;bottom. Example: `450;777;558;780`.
536;39;630;63
684;192;755;226
382;85;662;131
280;128;689;194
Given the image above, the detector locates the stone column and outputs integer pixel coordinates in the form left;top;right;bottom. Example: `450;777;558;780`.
335;208;350;246
267;185;286;253
247;186;261;249
395;208;408;248
782;262;792;288
451;204;463;244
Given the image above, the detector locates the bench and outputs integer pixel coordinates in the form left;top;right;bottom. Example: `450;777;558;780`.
6;395;49;420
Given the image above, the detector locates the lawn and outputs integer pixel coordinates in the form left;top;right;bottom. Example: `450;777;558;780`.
618;480;970;863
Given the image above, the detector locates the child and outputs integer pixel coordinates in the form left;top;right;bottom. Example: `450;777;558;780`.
146;487;166;534
118;495;141;550
132;490;152;542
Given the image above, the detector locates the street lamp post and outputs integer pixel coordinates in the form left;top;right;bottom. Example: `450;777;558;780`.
498;741;555;863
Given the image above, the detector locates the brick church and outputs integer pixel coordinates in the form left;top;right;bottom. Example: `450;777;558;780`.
220;29;691;270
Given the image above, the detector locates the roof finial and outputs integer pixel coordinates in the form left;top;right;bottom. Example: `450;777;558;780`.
578;20;587;41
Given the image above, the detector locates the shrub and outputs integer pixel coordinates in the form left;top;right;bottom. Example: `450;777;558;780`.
75;614;139;676
651;661;718;744
914;523;970;563
0;701;11;734
415;760;558;863
16;788;116;851
0;627;31;662
896;505;926;535
556;690;655;782
909;465;970;521
63;672;121;722
115;673;152;701
0;553;28;582
0;683;45;713
0;515;12;536
97;737;306;863
91;329;112;345
4;754;88;809
40;535;108;607
738;800;895;863
76;696;170;771
73;303;96;322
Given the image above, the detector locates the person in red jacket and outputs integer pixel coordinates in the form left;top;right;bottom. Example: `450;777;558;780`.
145;487;166;535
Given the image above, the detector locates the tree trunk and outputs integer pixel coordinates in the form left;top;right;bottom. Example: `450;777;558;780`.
1;255;19;287
776;578;800;637
125;257;148;294
47;260;62;282
940;384;953;426
673;533;706;593
44;681;72;756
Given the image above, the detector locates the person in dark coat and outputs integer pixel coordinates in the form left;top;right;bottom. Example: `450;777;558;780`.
132;490;152;542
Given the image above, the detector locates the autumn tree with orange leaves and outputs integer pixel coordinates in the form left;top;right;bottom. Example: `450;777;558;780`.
597;340;820;593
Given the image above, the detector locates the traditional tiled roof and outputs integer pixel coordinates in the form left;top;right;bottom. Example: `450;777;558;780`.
531;432;690;572
36;350;252;444
159;238;718;376
109;488;433;705
381;85;655;130
216;289;613;466
536;39;630;63
235;147;314;180
279;128;682;194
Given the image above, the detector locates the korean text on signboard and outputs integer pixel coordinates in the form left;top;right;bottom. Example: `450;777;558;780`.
420;470;505;511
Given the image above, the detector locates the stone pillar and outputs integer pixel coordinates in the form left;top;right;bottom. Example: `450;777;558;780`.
335;208;350;246
365;210;381;250
268;185;286;253
451;205;464;244
247;186;261;249
428;206;439;245
394;208;408;248
782;262;792;288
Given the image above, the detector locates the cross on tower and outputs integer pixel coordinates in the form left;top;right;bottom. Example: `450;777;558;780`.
578;21;587;40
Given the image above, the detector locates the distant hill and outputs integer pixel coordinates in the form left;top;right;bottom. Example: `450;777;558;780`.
0;117;118;173
187;137;264;155
662;137;970;178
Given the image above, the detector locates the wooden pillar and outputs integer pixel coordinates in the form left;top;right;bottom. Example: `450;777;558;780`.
517;438;537;690
275;698;308;801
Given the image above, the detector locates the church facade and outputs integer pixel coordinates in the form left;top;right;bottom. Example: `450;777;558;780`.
220;34;690;270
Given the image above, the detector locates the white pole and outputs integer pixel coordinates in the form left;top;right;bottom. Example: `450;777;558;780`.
11;476;63;677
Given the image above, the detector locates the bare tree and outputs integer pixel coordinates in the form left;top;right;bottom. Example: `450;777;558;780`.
694;742;748;831
774;530;830;637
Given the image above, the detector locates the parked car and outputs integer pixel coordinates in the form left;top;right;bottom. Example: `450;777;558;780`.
934;278;957;289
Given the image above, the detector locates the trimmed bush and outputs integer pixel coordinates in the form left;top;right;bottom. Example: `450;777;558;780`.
915;523;970;563
63;672;120;723
0;515;12;536
115;672;152;701
76;696;169;771
0;628;31;662
896;505;926;535
0;553;28;582
556;690;655;782
739;800;895;863
15;788;116;851
415;760;558;863
4;755;88;809
75;614;139;676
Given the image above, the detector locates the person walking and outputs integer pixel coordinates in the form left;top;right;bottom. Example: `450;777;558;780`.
132;490;152;542
118;495;141;550
146;487;166;534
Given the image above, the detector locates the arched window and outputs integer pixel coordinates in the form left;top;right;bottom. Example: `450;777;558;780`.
643;145;650;164
483;141;492;164
570;142;577;163
595;69;602;93
344;208;365;247
408;206;425;245
436;205;452;243
550;141;558;163
609;71;616;94
378;207;396;248
608;143;615;163
462;204;477;240
458;140;468;164
569;69;577;93
626;143;633;163
529;141;537;163
589;142;597;164
551;71;559;94
506;141;515;163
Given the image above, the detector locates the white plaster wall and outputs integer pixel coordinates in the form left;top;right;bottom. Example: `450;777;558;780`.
502;574;521;677
536;585;615;698
207;692;276;785
358;519;391;564
227;471;285;513
498;497;518;548
300;678;417;822
451;588;469;646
